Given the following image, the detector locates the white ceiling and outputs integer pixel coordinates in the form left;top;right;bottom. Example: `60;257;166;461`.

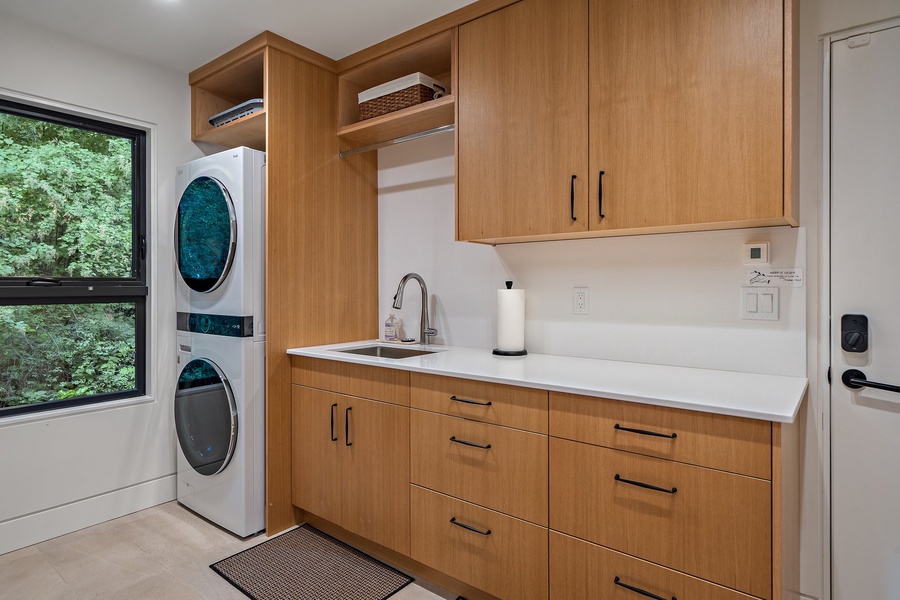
0;0;477;74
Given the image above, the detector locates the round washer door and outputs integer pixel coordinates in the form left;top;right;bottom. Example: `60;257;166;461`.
175;176;237;293
175;358;238;476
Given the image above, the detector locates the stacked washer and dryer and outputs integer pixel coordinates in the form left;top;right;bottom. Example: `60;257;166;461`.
173;147;266;537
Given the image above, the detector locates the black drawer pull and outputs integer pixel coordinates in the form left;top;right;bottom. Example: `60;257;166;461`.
450;436;492;450
614;474;677;494
614;423;677;439
330;403;338;442
345;407;352;447
450;395;492;407
614;576;675;600
450;517;491;536
570;174;577;221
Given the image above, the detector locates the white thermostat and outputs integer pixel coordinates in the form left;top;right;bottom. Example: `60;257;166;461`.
743;242;769;264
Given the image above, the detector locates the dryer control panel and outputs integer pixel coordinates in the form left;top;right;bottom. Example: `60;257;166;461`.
177;312;253;337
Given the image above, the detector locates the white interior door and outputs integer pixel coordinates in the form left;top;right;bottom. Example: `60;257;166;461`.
830;22;900;599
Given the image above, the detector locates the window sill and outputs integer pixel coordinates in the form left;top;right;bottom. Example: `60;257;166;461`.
0;394;157;428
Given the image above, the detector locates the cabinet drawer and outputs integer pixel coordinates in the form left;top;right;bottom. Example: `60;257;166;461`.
550;438;771;599
411;409;548;525
550;392;771;479
550;531;759;600
411;485;548;600
410;373;548;433
291;356;409;405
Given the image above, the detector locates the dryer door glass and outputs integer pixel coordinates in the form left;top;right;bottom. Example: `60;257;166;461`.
176;176;237;293
175;358;238;476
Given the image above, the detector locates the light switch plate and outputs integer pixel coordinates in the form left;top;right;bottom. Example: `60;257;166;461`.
742;286;779;320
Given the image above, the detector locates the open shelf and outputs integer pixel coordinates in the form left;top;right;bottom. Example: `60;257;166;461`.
193;109;266;151
337;95;454;146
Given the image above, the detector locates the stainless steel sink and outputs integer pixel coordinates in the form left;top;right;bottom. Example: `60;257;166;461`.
337;345;436;359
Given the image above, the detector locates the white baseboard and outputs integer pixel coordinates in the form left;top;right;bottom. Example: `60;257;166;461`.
0;475;176;555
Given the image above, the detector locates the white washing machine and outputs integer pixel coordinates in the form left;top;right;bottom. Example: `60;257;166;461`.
175;146;265;327
175;327;264;537
173;147;266;537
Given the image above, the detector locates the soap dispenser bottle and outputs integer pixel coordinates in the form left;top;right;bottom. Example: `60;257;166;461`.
384;313;399;341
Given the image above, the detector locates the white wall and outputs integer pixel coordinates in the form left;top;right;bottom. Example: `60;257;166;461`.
379;133;806;377
0;13;201;554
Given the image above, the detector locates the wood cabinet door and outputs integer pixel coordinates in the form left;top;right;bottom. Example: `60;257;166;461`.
342;397;411;555
589;0;784;231
292;386;344;526
457;0;589;241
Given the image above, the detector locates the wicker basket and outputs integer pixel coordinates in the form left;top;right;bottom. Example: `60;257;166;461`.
359;84;435;121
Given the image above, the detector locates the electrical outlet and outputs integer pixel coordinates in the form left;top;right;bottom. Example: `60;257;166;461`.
573;287;589;315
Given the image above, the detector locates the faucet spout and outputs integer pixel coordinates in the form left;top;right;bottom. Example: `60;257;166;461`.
392;273;437;345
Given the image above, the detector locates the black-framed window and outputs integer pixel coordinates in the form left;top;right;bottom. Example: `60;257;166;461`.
0;99;147;417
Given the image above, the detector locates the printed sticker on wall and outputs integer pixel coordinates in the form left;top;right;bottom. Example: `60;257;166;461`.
745;267;804;287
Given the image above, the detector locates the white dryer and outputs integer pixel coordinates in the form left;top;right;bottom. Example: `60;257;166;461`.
175;146;265;327
175;325;265;537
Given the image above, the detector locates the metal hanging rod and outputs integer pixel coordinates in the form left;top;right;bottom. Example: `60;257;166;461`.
339;124;455;159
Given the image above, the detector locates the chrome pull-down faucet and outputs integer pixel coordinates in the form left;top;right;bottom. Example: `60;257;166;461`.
392;273;437;345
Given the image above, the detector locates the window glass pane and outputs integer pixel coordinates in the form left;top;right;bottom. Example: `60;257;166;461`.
0;111;134;278
0;303;136;411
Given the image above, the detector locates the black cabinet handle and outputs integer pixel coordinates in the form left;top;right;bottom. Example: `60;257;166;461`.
614;474;677;494
842;369;900;394
450;517;491;536
598;170;606;219
450;395;492;407
330;403;338;442
614;576;675;600
26;277;62;286
345;407;352;446
450;436;492;449
570;174;577;221
614;423;677;439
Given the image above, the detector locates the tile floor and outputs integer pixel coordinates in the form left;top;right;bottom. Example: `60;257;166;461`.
0;501;455;600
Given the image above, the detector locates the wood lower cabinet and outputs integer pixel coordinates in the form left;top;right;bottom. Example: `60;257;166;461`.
291;385;409;555
550;531;759;600
550;437;772;599
410;409;548;525
411;485;548;600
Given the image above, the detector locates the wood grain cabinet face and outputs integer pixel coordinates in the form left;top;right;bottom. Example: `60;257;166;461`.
550;392;772;479
550;437;772;599
410;409;549;525
589;0;786;231
550;531;760;600
292;386;410;555
456;0;589;240
410;373;548;433
411;485;549;600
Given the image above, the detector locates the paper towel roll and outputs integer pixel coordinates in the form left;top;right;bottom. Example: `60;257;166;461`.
497;288;525;352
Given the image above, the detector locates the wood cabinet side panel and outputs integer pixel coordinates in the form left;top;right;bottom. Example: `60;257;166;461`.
550;392;772;479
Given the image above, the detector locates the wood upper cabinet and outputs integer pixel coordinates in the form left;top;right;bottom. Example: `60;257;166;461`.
456;0;795;243
292;386;410;555
589;0;786;231
456;0;589;241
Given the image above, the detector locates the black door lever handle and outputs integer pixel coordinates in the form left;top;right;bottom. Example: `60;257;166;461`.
842;369;900;394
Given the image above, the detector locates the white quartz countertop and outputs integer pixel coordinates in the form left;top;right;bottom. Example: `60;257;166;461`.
287;341;808;423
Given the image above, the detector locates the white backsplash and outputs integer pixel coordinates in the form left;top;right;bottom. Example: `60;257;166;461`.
378;130;805;377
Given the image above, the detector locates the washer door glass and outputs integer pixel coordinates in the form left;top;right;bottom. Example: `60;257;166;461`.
175;358;237;476
176;176;237;293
